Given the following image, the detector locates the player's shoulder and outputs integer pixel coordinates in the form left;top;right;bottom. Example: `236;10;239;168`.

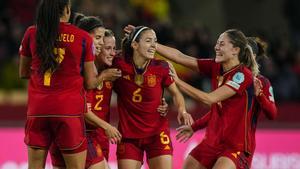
150;59;169;69
24;25;36;34
238;65;253;78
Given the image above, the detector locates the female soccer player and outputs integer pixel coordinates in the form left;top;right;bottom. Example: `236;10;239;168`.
113;26;194;169
48;16;122;169
18;0;106;168
176;36;278;169
154;29;259;169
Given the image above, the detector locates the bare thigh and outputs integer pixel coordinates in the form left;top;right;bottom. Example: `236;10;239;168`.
28;146;48;169
118;159;142;169
63;150;87;169
88;159;109;169
213;156;236;169
183;155;207;169
148;154;172;169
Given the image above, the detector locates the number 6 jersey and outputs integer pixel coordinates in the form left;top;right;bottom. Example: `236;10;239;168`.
113;57;174;138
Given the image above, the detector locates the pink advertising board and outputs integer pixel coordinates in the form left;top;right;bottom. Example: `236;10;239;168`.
0;128;300;169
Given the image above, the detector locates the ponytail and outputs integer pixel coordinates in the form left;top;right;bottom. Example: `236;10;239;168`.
225;29;259;76
36;0;70;74
243;45;260;76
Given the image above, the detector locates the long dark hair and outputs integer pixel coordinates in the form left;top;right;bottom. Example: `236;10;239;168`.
121;26;152;62
225;29;259;76
36;0;70;74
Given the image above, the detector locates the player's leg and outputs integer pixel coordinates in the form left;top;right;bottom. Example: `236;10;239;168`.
146;129;173;169
49;143;66;169
54;116;87;169
28;147;48;169
213;150;252;169
212;156;236;169
183;155;207;169
63;150;87;169
183;141;221;169
25;117;51;169
118;159;142;169
85;131;108;169
117;139;143;169
148;155;172;169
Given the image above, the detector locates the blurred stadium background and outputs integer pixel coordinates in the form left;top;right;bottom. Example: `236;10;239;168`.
0;0;299;169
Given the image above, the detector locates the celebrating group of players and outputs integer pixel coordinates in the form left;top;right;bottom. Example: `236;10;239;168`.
19;0;277;169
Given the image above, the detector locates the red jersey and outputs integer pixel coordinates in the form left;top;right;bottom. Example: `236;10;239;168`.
113;57;174;138
248;74;277;153
19;22;95;116
197;59;254;153
86;80;113;131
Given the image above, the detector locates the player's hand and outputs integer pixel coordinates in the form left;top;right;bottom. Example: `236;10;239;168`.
123;24;135;35
177;111;194;126
157;98;168;117
100;68;122;81
167;61;178;80
176;125;194;143
254;77;263;96
104;125;122;144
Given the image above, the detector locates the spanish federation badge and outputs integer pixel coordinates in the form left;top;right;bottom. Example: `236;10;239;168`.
134;74;144;86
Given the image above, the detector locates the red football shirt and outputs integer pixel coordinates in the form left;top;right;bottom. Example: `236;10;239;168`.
86;80;113;130
19;22;95;116
113;57;174;138
197;59;254;153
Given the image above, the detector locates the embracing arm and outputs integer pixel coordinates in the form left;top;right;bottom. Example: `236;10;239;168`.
84;109;122;144
167;83;194;125
157;44;199;70
83;61;121;89
175;78;236;106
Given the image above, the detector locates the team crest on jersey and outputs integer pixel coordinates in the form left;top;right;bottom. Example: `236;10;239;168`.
105;81;112;89
232;72;245;84
147;75;157;87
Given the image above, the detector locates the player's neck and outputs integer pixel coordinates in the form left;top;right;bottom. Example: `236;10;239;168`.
133;55;148;69
222;58;240;72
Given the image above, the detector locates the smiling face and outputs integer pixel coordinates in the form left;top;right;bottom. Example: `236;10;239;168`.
214;32;239;63
90;27;105;55
132;29;157;60
99;36;116;66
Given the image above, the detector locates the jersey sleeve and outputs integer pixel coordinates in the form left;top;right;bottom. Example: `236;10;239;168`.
197;59;216;76
224;68;253;95
84;35;95;62
19;27;33;57
256;76;277;119
191;111;211;131
162;61;174;87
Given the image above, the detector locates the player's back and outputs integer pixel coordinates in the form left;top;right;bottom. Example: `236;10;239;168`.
23;22;93;93
20;22;95;116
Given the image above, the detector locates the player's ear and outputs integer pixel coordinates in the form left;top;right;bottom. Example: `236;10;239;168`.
131;41;138;50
